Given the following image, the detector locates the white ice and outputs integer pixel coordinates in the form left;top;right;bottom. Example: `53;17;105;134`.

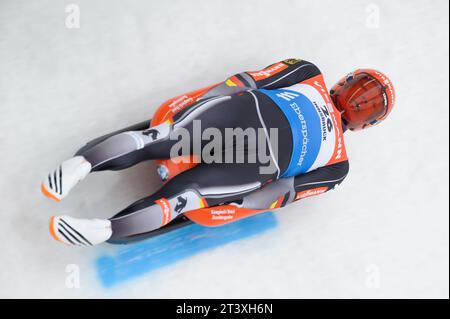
0;0;448;298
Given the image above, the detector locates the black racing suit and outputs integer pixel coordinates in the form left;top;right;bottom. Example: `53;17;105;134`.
75;59;349;242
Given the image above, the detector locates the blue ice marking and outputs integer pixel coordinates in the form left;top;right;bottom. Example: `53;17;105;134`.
96;211;277;287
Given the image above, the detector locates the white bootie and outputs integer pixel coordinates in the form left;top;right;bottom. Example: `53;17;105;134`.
49;216;112;246
41;156;91;202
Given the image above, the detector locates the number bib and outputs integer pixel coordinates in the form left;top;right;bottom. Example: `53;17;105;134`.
259;81;346;177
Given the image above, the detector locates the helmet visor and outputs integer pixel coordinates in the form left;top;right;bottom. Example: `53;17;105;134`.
334;72;388;130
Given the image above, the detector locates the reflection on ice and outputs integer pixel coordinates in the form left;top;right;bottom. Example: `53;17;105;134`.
96;212;277;287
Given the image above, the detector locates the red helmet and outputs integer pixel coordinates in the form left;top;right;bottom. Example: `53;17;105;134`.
330;69;396;130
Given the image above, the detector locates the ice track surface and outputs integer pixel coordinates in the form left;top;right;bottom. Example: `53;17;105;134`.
0;0;448;298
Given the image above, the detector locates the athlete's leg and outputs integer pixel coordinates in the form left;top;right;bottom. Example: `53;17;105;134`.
42;92;292;202
74;120;150;158
78;95;238;172
49;162;275;246
41;121;152;202
41;96;234;201
40;119;169;202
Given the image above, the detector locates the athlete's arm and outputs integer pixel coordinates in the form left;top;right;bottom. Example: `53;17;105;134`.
236;160;349;210
244;58;321;90
200;58;321;99
291;160;349;203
